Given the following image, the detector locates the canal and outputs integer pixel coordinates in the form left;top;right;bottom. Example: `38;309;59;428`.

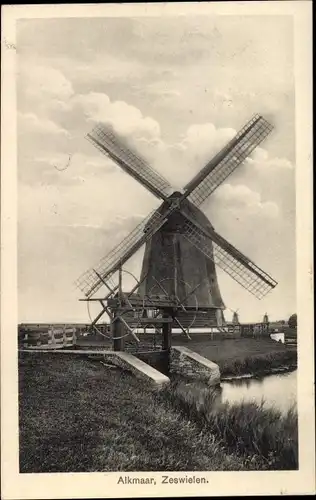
220;369;297;413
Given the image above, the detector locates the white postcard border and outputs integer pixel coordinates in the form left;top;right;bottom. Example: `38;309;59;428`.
1;2;314;498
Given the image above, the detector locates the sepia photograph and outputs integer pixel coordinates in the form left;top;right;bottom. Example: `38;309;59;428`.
1;2;314;499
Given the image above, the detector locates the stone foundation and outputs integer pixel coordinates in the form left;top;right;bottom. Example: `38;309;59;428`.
170;346;220;386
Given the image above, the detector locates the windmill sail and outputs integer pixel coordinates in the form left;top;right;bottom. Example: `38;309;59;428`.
74;208;167;297
184;115;273;207
181;217;277;299
87;123;173;200
75;196;185;297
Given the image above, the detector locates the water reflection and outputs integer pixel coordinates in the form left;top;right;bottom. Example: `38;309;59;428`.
220;370;297;413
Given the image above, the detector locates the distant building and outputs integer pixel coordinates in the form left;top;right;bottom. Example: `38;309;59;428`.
270;332;285;343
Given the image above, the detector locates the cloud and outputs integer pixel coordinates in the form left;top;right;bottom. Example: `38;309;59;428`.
121;120;238;190
18;112;69;137
27;151;113;188
67;54;147;84
182;123;236;156
36;152;116;175
143;81;181;98
249;147;294;170
19;62;74;101
73;92;161;139
206;181;286;287
213;183;280;219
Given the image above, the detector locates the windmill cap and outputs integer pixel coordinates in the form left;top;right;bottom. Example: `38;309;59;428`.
169;191;182;198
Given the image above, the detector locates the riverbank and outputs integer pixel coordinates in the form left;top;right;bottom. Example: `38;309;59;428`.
19;352;297;472
159;378;298;470
221;364;297;382
178;337;297;378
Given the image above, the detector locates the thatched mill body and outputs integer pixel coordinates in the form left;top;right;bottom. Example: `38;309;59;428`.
139;193;226;328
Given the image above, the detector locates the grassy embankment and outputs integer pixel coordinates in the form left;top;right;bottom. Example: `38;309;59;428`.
174;336;297;377
159;378;298;470
19;352;298;473
77;334;298;378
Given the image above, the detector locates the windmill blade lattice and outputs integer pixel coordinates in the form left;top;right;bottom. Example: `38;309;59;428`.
75;193;187;297
181;218;277;299
184;115;273;207
74;208;167;297
87;123;173;200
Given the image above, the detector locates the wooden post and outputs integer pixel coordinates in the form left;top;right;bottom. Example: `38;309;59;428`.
162;309;172;351
112;318;125;351
161;309;172;374
118;264;123;305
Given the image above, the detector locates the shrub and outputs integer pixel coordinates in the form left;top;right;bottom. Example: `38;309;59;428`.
288;314;297;329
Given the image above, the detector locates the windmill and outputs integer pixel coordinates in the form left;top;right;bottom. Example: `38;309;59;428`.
75;114;277;338
229;308;240;325
263;312;269;324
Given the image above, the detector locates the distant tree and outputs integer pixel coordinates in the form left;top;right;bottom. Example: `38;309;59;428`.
288;313;297;329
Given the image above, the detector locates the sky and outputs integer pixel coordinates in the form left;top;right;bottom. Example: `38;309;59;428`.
17;15;296;323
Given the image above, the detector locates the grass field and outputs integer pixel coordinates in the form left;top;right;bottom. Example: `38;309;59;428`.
19;351;298;473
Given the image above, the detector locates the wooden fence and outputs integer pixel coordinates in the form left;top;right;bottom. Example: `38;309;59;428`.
21;326;77;349
240;322;270;338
